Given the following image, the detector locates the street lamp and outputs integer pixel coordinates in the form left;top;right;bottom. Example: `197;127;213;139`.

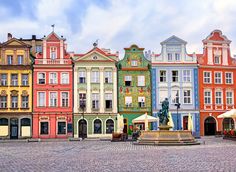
175;102;181;130
81;96;85;140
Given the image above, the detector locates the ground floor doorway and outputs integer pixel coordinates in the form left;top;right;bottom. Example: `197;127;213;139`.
78;119;87;138
204;116;216;136
10;118;18;139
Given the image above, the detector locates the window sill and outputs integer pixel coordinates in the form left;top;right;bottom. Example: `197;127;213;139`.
20;85;30;87
0;108;8;110
38;83;46;85
10;108;19;110
0;85;8;87
105;108;113;111
20;107;30;110
37;106;47;108
92;108;99;111
10;85;19;87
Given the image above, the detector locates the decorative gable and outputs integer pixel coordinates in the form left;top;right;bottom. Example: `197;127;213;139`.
161;35;187;45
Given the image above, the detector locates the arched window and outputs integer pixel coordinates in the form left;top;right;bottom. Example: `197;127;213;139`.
94;119;102;134
0;118;8;126
106;119;114;134
21;118;31;126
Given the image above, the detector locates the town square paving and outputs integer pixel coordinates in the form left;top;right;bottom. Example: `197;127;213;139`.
0;137;236;172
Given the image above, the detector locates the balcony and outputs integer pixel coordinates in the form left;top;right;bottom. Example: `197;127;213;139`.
36;59;71;65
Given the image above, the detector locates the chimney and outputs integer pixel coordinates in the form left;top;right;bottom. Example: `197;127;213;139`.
32;35;36;40
7;33;12;40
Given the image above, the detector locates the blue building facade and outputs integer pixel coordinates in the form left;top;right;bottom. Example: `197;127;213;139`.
151;36;200;137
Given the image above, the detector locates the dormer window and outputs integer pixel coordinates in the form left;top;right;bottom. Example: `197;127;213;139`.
167;53;172;61
131;60;137;66
214;55;220;64
175;53;180;61
50;47;57;60
7;55;13;65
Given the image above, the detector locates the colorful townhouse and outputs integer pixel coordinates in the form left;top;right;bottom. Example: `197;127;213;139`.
198;30;236;136
117;44;152;135
20;35;43;57
32;32;73;139
73;44;118;138
152;36;200;137
0;34;33;139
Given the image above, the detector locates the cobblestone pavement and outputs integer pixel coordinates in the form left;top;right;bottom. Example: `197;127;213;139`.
0;137;236;172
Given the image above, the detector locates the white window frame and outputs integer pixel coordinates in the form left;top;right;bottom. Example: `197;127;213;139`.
78;70;86;83
138;96;145;107
225;72;233;84
105;71;112;83
49;72;58;84
0;96;7;108
159;70;167;83
214;72;222;84
137;76;145;86
125;96;132;107
203;71;211;84
159;89;168;103
175;53;180;61
0;74;7;86
91;71;100;83
61;72;69;84
171;89;180;104
37;92;46;107
226;90;234;105
49;92;58;107
38;72;46;84
183;89;192;104
125;76;132;86
50;47;57;60
167;53;172;61
204;90;212;104
61;92;69;107
22;96;29;108
105;93;113;109
7;55;13;65
183;70;191;82
21;74;29;86
18;55;23;65
92;93;99;109
11;96;18;108
215;90;223;105
131;60;138;66
214;55;220;64
172;70;179;82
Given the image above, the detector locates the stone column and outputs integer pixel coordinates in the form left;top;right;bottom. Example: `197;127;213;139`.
100;67;104;113
86;67;91;113
113;68;117;113
74;67;78;113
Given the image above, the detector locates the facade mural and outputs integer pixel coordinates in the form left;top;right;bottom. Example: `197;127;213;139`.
152;36;200;137
32;32;73;139
198;30;236;136
73;45;118;138
117;45;152;135
0;34;33;139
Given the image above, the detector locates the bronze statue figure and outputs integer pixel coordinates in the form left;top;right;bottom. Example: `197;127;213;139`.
158;98;169;126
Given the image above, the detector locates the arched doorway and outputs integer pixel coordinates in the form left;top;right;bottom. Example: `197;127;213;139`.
106;119;114;134
21;118;31;137
78;119;87;138
94;119;102;134
0;118;8;137
10;118;18;139
204;116;216;136
223;118;234;130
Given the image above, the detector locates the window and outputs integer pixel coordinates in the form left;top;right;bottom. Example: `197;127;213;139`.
215;91;222;104
226;91;233;105
94;119;102;134
79;93;86;109
171;90;179;104
57;122;66;135
125;96;132;107
172;71;178;82
137;76;145;86
11;74;18;86
40;122;49;135
105;71;112;83
61;92;69;107
159;90;168;103
214;55;220;64
0;74;7;86
0;96;7;108
92;94;99;110
17;55;23;65
0;118;8;126
175;53;180;61
125;76;132;86
204;90;211;104
50;47;57;60
38;92;45;107
131;60;138;66
60;73;69;84
22;96;28;108
21;74;29;86
215;72;222;84
138;97;145;107
49;73;57;84
91;71;99;83
183;90;191;104
78;71;86;83
183;70;191;82
204;72;211;83
11;96;18;108
50;92;57;107
7;55;13;65
105;93;112;109
167;53;172;61
106;119;114;134
225;72;233;84
160;70;166;82
38;73;45;84
36;45;42;53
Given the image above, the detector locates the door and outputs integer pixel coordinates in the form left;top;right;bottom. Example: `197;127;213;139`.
10;118;18;139
204;117;216;136
79;119;87;138
123;118;128;134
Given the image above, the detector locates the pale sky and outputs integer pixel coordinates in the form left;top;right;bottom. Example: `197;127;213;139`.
1;0;236;57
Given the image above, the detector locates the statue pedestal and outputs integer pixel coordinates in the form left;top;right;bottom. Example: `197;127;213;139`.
158;125;172;131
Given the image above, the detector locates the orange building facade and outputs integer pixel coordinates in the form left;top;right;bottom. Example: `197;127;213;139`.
198;30;236;136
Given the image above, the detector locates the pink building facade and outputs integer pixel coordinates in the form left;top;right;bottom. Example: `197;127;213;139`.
32;32;73;139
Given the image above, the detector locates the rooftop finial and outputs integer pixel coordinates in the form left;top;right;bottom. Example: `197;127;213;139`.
93;39;99;48
51;24;55;32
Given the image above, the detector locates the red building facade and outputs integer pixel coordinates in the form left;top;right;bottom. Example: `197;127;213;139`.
198;30;236;136
32;32;73;139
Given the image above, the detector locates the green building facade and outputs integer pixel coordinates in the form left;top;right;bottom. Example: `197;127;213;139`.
117;45;152;135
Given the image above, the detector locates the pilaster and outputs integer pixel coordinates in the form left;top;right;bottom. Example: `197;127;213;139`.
100;67;104;113
113;68;117;113
86;67;91;113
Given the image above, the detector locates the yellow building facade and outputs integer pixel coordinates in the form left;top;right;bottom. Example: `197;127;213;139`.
0;36;32;139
